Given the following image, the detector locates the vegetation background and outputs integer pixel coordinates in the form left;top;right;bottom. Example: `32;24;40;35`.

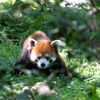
0;0;100;100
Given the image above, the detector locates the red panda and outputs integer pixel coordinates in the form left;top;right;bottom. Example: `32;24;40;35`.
12;31;70;76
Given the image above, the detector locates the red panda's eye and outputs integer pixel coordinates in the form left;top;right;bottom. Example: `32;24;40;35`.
35;59;38;62
37;57;41;59
46;57;49;60
49;59;53;62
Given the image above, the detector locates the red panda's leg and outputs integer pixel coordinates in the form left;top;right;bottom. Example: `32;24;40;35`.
11;49;29;76
57;54;70;76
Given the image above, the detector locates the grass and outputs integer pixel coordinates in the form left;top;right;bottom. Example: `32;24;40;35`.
0;40;100;100
0;1;100;99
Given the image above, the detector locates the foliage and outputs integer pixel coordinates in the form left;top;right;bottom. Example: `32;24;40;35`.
0;0;100;100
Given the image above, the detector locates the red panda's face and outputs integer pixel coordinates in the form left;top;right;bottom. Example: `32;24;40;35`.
28;41;57;69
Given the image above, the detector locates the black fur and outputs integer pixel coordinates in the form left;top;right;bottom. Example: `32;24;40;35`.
11;48;68;76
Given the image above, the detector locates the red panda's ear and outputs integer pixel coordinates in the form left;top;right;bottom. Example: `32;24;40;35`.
51;40;62;46
27;38;38;50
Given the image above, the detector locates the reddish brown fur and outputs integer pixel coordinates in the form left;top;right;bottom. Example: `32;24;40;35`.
23;31;50;51
30;31;50;41
31;41;56;56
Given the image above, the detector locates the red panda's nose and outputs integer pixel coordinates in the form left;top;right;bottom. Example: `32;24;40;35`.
41;63;45;68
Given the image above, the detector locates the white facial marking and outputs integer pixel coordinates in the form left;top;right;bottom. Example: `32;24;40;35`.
51;56;56;61
45;54;56;61
38;54;42;57
45;54;50;57
30;53;37;61
30;54;42;61
37;58;49;69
